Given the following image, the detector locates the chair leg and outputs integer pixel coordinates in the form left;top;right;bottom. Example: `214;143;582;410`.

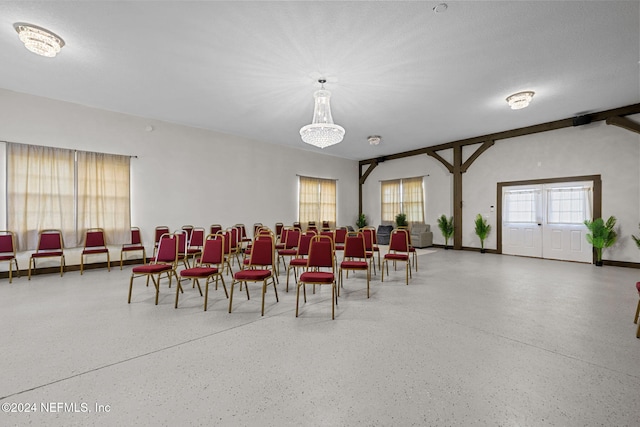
228;281;236;313
28;258;34;280
60;255;65;277
295;283;301;317
331;284;335;320
81;256;84;275
634;299;640;324
637;322;640;339
128;274;135;303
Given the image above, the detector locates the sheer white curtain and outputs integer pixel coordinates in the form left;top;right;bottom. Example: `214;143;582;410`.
381;180;401;223
402;177;425;224
7;144;75;251
299;176;336;225
77;151;130;245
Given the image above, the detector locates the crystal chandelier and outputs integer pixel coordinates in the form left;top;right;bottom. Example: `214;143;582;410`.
506;91;535;110
14;23;65;58
300;79;345;149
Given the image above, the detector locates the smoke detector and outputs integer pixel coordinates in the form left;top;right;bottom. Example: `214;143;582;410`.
368;135;381;145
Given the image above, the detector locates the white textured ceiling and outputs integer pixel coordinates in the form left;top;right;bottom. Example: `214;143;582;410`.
0;1;638;160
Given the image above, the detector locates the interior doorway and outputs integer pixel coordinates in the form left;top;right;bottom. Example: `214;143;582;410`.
497;175;601;263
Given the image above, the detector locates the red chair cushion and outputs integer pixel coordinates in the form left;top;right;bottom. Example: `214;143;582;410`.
82;248;108;255
122;245;144;252
636;281;640;294
32;251;63;258
340;261;368;269
132;264;172;274
299;272;334;283
278;249;297;256
335;245;344;251
180;267;219;278
384;253;409;261
289;258;308;267
0;255;16;261
234;269;272;280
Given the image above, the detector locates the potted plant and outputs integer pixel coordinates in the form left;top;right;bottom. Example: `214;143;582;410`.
584;216;617;266
632;223;640;250
395;212;408;228
437;214;454;249
474;214;491;253
356;213;367;229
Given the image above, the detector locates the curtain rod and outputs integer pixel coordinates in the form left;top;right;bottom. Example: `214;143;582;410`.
378;175;428;182
1;140;137;158
296;174;338;181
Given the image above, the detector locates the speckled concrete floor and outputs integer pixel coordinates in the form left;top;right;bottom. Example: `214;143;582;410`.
1;249;639;426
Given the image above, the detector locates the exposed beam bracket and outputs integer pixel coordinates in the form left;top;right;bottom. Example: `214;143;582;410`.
426;150;454;173
461;140;495;173
359;161;379;185
606;116;640;135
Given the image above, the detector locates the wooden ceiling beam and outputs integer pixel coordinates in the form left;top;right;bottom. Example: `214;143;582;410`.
606;116;640;134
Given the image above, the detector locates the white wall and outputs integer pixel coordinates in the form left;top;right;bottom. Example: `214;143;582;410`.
362;117;640;263
0;88;359;264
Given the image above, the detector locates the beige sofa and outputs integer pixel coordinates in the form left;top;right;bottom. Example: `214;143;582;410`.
410;224;433;248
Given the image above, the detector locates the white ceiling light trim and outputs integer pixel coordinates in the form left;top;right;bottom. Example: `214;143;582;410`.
14;23;65;57
300;79;345;149
506;91;535;110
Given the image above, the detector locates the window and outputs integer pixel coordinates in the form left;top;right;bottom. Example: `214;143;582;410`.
298;176;336;225
547;186;591;224
503;189;539;223
380;177;425;224
7;143;131;250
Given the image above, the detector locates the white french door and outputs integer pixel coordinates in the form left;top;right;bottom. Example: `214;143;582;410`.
502;181;593;263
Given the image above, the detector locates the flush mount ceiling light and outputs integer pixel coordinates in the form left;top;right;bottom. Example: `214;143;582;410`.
368;135;381;146
300;79;345;149
506;91;535;110
14;23;65;57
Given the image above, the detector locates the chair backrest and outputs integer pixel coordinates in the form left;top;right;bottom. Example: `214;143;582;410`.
307;221;317;232
322;220;330;230
365;226;378;245
334;228;347;244
37;229;63;252
296;233;314;257
343;232;366;259
181;225;194;240
284;229;301;249
389;229;410;252
219;230;232;255
253;223;263;237
275;222;284;238
210;224;222;235
0;231;16;255
155;233;178;264
175;230;188;256
235;224;248;240
247;235;275;268
154;226;170;246
228;227;239;250
130;227;143;245
307;235;335;270
84;228;106;249
320;230;334;242
360;228;374;251
200;234;224;265
293;221;301;230
189;227;205;248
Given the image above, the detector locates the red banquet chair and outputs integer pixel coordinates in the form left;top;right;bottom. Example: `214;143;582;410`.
228;234;278;316
0;231;19;283
285;232;315;292
381;229;412;285
28;229;65;280
128;233;179;305
186;227;205;266
120;227;146;269
178;234;228;310
338;232;371;298
634;282;640;339
153;226;170;256
80;228;110;275
296;235;338;320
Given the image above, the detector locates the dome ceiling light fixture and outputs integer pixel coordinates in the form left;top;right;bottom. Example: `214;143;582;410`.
368;135;381;146
300;79;345;149
506;91;535;110
14;23;65;57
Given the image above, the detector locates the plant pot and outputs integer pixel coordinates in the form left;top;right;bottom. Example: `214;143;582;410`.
595;260;603;267
444;246;451;250
480;248;486;254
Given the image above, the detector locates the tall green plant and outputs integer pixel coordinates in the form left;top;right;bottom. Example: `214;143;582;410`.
356;213;367;229
584;216;617;264
632;223;640;250
437;214;454;248
395;213;408;228
474;214;491;250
